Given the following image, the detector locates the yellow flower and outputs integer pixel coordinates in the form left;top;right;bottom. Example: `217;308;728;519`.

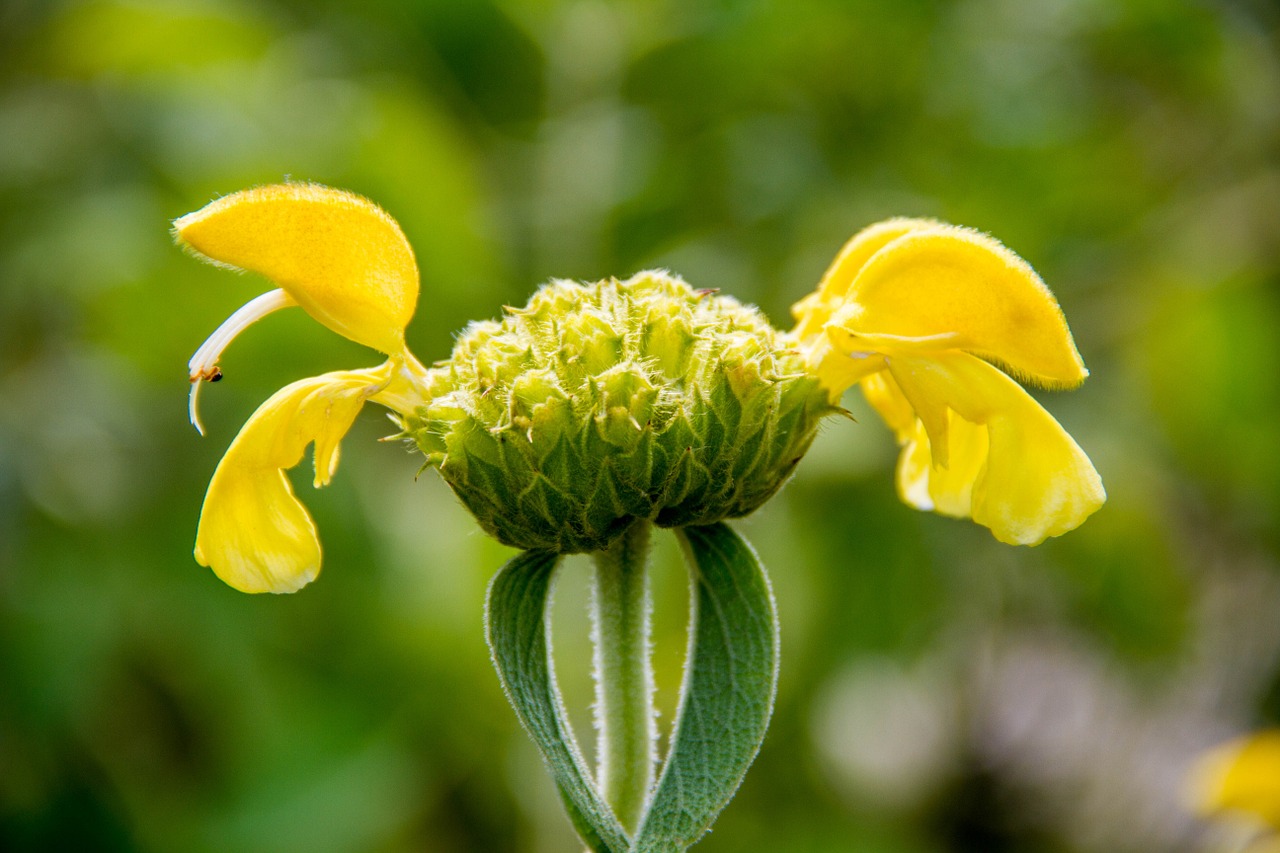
180;188;1105;593
1191;731;1280;836
177;183;431;593
789;218;1105;545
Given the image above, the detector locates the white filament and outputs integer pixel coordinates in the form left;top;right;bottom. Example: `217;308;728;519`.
188;288;297;435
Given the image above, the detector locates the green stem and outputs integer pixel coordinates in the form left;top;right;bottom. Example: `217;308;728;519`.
589;520;656;835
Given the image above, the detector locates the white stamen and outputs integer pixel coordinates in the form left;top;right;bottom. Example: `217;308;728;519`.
189;376;204;436
188;288;297;435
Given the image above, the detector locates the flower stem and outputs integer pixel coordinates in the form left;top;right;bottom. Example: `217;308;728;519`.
589;520;655;835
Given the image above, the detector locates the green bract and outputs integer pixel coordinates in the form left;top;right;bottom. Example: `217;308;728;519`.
407;271;833;553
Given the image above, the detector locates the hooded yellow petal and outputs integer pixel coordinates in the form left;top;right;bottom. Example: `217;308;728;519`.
885;351;1104;545
844;225;1087;388
194;366;390;593
174;183;418;354
1191;731;1280;831
791;218;937;339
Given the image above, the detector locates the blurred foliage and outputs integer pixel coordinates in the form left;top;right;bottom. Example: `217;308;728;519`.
1;0;1279;851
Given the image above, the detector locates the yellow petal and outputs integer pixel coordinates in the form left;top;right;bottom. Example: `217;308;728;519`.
861;370;915;438
194;366;390;593
786;309;888;401
886;351;1104;545
791;218;936;339
880;355;953;467
808;329;887;398
895;427;935;513
865;371;987;517
895;412;989;518
1191;731;1280;831
844;225;1087;388
174;183;418;354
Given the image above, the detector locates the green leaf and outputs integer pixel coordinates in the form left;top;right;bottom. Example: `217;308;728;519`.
485;550;631;853
486;524;778;853
632;523;779;852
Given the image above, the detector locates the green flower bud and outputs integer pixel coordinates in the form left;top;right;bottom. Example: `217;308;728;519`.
407;271;835;553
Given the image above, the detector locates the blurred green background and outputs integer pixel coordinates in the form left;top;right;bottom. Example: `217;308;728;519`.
2;0;1279;850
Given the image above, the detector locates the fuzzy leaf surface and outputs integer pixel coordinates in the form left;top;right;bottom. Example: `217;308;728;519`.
486;550;630;853
633;523;779;852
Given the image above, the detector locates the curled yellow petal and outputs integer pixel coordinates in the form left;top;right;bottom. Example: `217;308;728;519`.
896;412;988;518
1191;731;1280;831
194;366;391;593
864;372;987;517
842;225;1087;388
791;218;936;339
174;183;419;354
883;351;1104;545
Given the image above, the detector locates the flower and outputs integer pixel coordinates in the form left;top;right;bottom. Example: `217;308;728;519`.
179;187;1104;595
177;183;432;593
789;218;1105;545
1190;731;1280;849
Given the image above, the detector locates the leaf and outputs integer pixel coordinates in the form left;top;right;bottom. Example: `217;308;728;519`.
486;525;779;853
632;523;779;852
485;549;631;853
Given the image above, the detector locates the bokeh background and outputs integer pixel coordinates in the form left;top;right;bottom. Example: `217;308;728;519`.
2;0;1279;850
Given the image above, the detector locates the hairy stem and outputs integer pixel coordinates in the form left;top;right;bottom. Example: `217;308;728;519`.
590;520;656;835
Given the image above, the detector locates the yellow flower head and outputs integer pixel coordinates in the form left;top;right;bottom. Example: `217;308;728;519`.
1191;730;1280;834
177;184;431;593
789;218;1105;545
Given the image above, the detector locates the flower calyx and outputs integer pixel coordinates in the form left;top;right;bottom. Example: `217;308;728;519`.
406;271;834;553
